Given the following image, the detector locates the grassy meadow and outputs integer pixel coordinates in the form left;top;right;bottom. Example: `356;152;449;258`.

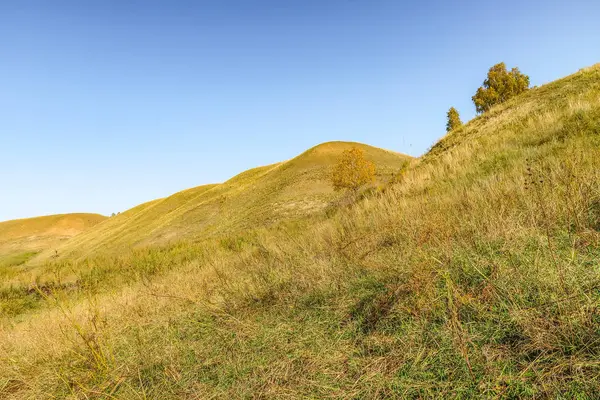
1;65;600;398
0;214;106;284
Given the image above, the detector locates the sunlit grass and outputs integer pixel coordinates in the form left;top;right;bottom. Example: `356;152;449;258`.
0;214;105;266
1;65;600;398
26;142;410;266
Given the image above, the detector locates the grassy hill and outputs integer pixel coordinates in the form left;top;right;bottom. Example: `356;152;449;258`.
0;213;106;271
31;141;411;263
1;65;599;399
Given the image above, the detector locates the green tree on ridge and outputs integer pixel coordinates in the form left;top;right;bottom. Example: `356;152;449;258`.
472;62;530;113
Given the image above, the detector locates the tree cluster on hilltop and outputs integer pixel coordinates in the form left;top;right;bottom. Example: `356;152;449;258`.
446;62;530;133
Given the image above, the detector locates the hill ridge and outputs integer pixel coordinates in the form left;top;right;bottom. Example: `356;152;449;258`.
31;141;411;262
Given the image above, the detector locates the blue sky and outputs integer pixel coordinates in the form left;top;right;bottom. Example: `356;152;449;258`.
1;0;599;221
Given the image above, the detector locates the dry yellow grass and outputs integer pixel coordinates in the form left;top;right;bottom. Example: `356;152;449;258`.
0;213;106;267
1;65;600;399
30;141;411;263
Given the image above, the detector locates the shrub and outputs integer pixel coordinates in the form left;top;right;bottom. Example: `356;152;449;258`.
331;147;376;192
472;62;530;113
446;107;463;132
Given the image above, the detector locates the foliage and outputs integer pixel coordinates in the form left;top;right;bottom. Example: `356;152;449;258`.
331;147;376;192
472;62;530;113
446;107;463;132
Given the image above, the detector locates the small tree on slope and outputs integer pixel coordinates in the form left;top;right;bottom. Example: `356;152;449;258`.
472;62;530;113
331;147;376;192
446;107;463;132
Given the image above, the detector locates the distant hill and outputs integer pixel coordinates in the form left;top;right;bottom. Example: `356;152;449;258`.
32;141;411;262
0;213;106;267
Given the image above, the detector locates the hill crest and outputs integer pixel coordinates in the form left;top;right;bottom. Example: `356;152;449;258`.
32;141;412;262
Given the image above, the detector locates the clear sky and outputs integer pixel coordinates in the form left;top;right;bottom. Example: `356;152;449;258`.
1;0;599;221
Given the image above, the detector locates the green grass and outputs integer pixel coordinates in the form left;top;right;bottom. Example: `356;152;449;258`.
1;65;600;399
0;251;38;268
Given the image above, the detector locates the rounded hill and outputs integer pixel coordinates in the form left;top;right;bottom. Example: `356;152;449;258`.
33;142;412;262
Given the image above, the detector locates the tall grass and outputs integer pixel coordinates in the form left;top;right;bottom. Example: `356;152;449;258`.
1;66;600;399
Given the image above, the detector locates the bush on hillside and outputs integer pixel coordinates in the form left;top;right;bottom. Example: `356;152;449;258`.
331;147;376;192
446;107;463;132
472;62;530;113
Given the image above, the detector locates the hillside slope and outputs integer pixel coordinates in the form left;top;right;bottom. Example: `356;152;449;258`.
34;141;411;262
1;65;599;399
0;213;106;269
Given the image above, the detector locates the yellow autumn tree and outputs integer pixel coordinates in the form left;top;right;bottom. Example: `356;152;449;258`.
331;147;376;192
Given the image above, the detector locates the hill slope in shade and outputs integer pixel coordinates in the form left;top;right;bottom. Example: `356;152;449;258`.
0;213;106;267
34;141;411;262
